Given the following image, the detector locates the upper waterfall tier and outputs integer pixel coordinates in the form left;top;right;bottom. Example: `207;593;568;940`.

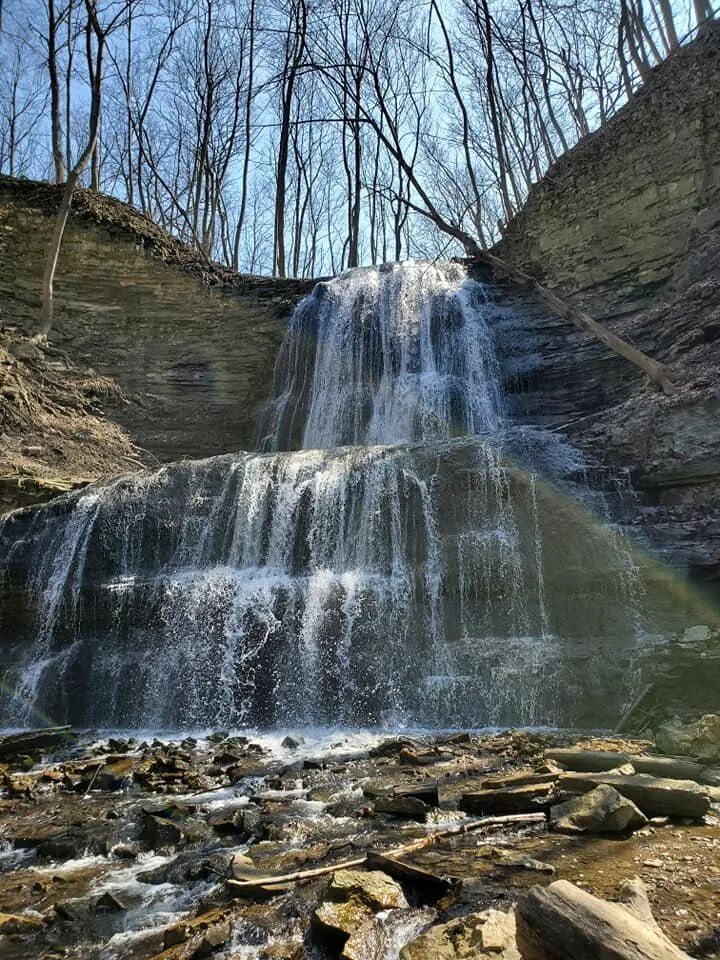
261;261;503;451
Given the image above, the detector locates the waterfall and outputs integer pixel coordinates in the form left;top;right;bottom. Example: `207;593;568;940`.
0;260;648;729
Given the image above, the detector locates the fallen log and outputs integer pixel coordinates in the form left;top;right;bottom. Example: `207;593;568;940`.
515;877;692;959
226;812;545;895
559;772;710;818
0;726;73;758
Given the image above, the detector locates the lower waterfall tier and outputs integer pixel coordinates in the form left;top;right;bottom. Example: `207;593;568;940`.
0;432;657;728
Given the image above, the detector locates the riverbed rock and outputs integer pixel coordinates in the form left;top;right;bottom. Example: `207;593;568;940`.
656;715;720;763
374;795;429;820
400;909;520;959
314;869;408;941
460;782;556;814
0;912;45;934
550;784;648;834
559;772;711;818
0;725;72;758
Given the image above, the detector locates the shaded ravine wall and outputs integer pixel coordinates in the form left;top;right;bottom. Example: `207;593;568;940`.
0;177;313;466
496;25;720;315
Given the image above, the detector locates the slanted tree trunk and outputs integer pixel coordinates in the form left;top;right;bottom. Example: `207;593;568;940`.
39;0;110;337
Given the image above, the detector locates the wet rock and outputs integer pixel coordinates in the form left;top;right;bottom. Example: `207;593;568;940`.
681;625;712;644
97;755;137;789
343;907;437;960
400;909;520;959
460;782;556;814
281;735;305;750
138;847;232;885
374;795;429;820
656;714;720;763
550;784;648;834
480;766;561;790
495;852;556;874
164;907;232;952
314;869;408;941
95;891;126;911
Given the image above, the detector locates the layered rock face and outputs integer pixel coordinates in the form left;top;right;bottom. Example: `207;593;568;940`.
0;178;312;466
496;27;720;315
491;30;720;595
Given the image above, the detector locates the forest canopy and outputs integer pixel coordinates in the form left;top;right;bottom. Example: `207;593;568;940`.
0;0;714;277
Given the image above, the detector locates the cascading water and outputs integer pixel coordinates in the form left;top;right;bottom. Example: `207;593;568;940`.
0;260;650;729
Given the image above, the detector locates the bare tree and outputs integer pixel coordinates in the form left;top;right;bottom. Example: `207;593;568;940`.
39;0;129;336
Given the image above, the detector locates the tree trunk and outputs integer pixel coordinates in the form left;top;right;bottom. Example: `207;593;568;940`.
48;0;66;183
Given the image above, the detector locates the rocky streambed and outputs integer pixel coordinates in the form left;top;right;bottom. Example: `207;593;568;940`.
0;726;719;959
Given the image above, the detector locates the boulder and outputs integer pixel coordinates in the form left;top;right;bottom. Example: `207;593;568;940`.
374;795;428;820
656;715;720;763
550;785;647;834
681;625;712;644
400;909;520;959
559;772;710;818
314;869;408;942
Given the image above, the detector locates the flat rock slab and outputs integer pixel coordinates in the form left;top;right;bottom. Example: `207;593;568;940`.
546;749;631;772
460;783;555;814
0;726;73;757
559;772;710;818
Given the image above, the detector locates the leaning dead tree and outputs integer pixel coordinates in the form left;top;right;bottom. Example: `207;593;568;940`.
38;0;128;337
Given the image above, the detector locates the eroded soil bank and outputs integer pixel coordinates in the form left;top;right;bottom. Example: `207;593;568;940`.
1;727;719;959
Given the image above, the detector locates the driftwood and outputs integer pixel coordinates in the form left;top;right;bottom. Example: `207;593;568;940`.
515;878;692;959
227;812;545;894
460;783;556;814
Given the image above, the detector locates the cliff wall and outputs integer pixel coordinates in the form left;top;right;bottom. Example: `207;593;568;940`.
495;25;720;316
0;178;312;473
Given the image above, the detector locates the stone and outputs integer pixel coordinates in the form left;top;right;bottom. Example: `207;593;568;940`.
9;341;44;361
460;782;555;814
0;726;72;758
550;784;648;834
281;735;304;750
0;912;45;934
545;749;631;772
95;891;126;911
681;625;712;644
374;795;429;820
656;715;720;763
559;772;711;818
327;870;408;911
400;910;520;959
314;869;408;941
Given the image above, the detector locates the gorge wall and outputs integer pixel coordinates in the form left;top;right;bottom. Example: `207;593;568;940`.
0;178;312;472
496;25;720;316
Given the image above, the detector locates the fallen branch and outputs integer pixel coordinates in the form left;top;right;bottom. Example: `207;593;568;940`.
227;811;545;893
